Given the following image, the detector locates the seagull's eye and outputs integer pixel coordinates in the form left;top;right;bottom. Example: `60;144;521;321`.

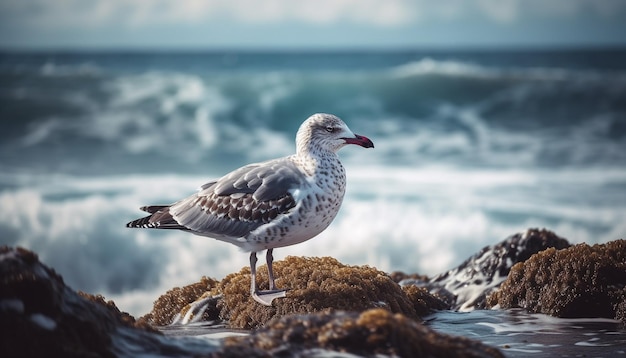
325;126;335;133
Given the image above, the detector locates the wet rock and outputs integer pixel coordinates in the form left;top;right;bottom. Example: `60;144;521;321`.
217;256;420;329
147;256;447;330
141;276;220;326
224;308;504;358
402;285;450;316
389;270;429;283
0;246;197;357
401;228;571;310
487;240;626;322
78;291;158;332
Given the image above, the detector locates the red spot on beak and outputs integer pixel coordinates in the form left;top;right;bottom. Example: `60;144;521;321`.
343;134;374;148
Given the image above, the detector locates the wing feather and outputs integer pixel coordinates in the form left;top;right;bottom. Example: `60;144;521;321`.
153;157;305;238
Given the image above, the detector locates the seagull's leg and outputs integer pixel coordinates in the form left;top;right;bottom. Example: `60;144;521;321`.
250;251;286;306
249;252;260;302
266;248;277;290
263;249;288;296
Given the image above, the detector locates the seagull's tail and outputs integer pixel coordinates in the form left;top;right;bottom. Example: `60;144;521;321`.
126;205;185;229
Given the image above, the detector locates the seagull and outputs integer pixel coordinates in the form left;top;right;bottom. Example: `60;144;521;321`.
126;113;374;305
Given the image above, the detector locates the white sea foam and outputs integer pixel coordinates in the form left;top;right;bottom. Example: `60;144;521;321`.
389;58;491;79
389;57;621;82
102;72;233;154
15;71;240;162
248;72;300;113
106;72;196;107
20;118;63;147
477;312;621;335
97;71;291;162
40;62;101;77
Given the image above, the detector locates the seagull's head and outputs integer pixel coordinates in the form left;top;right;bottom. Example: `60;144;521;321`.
297;113;374;154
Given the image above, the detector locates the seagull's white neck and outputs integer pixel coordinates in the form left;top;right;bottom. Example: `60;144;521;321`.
293;133;340;179
293;118;347;196
295;146;337;175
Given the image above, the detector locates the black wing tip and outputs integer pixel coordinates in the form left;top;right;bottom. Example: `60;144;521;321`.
127;209;187;230
127;205;171;228
140;205;169;213
126;215;158;228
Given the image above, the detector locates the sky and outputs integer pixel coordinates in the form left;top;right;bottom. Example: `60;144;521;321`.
0;0;626;50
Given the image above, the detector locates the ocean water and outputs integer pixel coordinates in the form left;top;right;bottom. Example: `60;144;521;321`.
153;310;626;357
1;49;625;317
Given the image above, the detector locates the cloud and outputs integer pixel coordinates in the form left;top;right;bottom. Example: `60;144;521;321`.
187;0;415;27
181;0;626;26
474;0;626;23
1;0;625;48
0;0;417;29
4;0;625;31
476;0;520;23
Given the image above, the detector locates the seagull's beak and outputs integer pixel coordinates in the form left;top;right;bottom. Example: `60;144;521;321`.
343;134;374;148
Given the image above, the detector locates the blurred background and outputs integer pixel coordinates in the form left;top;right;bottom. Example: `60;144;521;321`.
1;1;625;316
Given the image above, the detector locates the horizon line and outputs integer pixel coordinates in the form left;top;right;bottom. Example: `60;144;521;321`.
2;43;626;54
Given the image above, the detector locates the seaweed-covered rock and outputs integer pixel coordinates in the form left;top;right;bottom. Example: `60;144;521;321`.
403;229;571;310
141;276;220;326
218;256;419;329
145;256;447;329
0;246;201;357
389;271;429;283
487;240;626;322
224;308;504;358
402;285;450;316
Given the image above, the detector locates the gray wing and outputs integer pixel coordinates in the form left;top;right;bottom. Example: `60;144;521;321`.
164;157;305;238
211;157;304;201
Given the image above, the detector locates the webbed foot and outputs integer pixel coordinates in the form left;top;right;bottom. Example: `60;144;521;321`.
252;289;287;306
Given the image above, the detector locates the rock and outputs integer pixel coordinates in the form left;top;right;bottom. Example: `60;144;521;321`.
401;228;571;310
389;271;429;283
141;276;220;326
402;285;450;316
78;291;158;332
223;308;504;358
0;245;501;357
146;256;448;330
0;246;202;357
217;256;422;329
487;240;626;322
